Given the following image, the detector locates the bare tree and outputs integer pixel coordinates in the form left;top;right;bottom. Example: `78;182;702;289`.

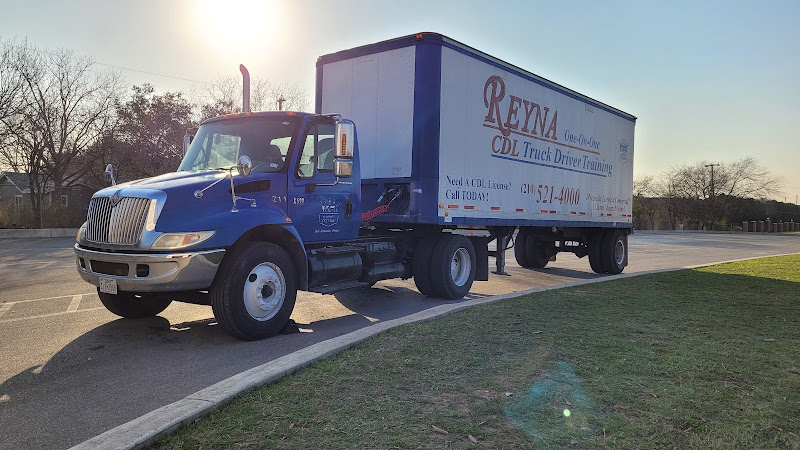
0;38;25;123
0;41;123;227
194;74;308;122
654;158;782;230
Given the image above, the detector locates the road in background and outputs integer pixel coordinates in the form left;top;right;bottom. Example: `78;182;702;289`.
1;232;799;449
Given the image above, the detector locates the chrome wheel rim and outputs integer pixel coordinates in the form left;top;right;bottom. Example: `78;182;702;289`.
450;247;471;287
614;239;625;266
243;262;285;321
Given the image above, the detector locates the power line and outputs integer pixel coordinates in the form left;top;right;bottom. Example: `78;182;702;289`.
93;62;210;85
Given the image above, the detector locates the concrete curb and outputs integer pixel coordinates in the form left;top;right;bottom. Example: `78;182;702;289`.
69;252;800;450
0;228;78;239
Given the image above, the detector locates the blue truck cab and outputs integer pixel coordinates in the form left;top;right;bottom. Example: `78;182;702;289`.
75;112;371;339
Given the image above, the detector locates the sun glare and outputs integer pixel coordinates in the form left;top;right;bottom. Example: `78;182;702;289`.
193;0;280;64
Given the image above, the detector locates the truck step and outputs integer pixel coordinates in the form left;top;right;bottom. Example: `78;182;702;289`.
310;281;371;295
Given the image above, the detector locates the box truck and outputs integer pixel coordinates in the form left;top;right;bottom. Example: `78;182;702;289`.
74;33;636;340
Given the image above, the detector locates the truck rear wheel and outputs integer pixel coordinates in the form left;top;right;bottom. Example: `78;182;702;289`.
430;234;476;299
601;230;627;275
513;228;530;267
211;242;297;340
588;232;607;274
524;232;549;268
413;234;440;296
97;290;172;318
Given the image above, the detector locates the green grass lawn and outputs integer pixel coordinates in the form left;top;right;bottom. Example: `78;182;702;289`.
153;255;800;449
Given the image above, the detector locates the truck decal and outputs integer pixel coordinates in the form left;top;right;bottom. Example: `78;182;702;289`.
319;198;340;227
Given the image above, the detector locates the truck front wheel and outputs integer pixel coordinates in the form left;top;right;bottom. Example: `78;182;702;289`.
97;290;172;318
211;242;297;340
431;234;476;299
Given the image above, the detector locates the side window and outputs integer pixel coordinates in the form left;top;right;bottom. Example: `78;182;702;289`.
316;123;335;172
296;121;335;179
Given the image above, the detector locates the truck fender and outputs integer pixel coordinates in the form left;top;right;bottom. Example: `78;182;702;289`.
229;223;309;291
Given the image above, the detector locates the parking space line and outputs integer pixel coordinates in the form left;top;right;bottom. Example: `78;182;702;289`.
67;295;82;312
4;293;96;305
0;307;106;324
0;302;14;319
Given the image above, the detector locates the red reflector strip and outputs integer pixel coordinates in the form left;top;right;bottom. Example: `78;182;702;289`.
447;205;459;209
464;205;475;210
491;206;501;211
549;210;557;214
540;209;548;213
569;211;577;215
579;212;586;215
516;208;525;212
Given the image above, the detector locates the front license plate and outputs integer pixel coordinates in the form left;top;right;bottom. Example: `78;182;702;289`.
99;277;118;295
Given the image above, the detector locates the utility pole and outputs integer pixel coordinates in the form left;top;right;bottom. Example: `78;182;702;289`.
705;163;720;198
277;95;286;111
704;163;720;231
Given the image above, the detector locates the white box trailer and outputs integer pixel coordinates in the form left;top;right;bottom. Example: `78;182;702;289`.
317;33;635;275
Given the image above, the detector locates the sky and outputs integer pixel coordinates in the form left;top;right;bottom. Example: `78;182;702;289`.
1;0;798;201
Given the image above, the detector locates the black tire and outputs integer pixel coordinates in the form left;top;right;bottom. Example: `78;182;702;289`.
413;234;440;296
524;232;549;269
97;289;172;318
513;228;530;267
601;230;628;275
588;232;607;274
210;242;297;340
430;234;476;299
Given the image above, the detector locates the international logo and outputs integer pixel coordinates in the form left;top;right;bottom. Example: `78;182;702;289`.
619;139;629;164
110;190;122;207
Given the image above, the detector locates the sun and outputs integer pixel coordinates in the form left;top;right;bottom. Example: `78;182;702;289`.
192;0;280;64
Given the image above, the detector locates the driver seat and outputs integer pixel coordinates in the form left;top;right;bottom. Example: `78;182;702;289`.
250;144;283;171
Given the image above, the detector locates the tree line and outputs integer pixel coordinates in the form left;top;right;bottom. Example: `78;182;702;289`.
633;158;796;231
0;38;307;227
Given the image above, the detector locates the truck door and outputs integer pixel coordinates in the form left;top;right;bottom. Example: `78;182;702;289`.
288;117;359;243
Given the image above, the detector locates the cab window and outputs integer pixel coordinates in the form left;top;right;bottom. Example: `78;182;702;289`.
296;121;335;179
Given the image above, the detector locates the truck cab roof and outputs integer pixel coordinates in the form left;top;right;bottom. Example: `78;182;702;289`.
201;110;315;126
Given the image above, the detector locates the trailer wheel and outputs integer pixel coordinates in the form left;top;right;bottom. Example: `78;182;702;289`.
413;234;440;296
211;242;297;340
601;230;627;275
431;234;476;299
513;228;530;267
524;232;549;268
97;290;172;318
588;232;607;274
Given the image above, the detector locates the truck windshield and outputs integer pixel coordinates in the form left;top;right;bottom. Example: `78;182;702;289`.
178;117;299;173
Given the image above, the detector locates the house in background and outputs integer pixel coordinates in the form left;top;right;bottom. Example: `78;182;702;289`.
0;171;96;228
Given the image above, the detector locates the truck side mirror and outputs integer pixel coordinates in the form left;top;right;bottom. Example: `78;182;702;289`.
334;120;355;158
237;155;252;178
104;164;116;186
333;159;353;178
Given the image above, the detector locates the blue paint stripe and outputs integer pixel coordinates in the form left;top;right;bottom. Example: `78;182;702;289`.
490;154;607;177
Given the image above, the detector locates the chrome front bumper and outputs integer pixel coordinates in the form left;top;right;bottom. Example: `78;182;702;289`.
74;244;225;292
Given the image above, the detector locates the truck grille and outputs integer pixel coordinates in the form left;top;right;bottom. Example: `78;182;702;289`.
86;197;151;245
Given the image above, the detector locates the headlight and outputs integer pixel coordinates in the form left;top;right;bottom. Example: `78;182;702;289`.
76;223;87;243
151;231;215;250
